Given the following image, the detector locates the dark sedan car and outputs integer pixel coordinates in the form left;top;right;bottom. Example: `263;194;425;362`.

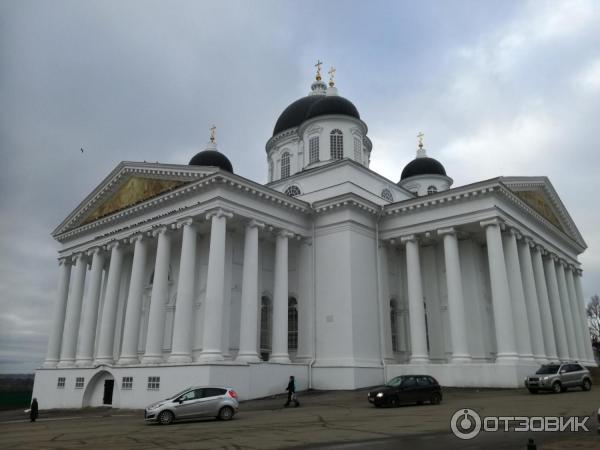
368;375;442;407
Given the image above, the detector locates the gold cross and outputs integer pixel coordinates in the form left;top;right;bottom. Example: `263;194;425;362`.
210;125;216;143
417;131;424;149
315;60;323;80
328;67;336;87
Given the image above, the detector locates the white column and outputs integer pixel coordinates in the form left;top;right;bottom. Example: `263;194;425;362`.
168;219;199;363
270;230;293;363
480;219;517;362
543;254;569;360
142;226;172;364
502;229;534;361
438;227;471;363
517;238;547;362
117;234;148;364
401;235;429;364
378;241;394;362
95;241;124;364
236;220;264;362
531;245;558;360
555;260;578;359
43;258;72;368
58;252;88;367
198;209;232;361
565;267;586;361
76;248;105;366
574;270;596;363
296;238;314;362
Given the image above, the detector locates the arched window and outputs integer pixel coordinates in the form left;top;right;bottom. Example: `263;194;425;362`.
284;185;301;197
390;299;398;353
427;185;438;195
330;129;343;160
288;297;298;351
381;189;393;202
260;296;272;360
309;136;319;164
353;137;361;162
281;152;290;179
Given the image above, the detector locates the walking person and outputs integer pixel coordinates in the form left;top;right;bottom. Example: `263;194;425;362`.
29;398;38;422
284;375;300;407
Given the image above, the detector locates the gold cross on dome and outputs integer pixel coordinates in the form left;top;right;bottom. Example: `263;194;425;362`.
417;131;424;149
315;60;323;80
328;67;336;87
210;125;216;143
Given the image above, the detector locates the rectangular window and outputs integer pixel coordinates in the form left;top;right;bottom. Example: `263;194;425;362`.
75;377;84;389
57;377;65;389
309;136;319;164
122;376;133;390
330;130;343;160
353;137;361;162
147;376;160;390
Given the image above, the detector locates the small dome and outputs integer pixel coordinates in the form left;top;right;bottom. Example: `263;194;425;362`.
305;96;360;122
189;150;233;173
273;96;323;136
400;157;446;180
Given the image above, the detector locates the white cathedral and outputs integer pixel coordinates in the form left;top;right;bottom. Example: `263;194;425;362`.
33;67;595;409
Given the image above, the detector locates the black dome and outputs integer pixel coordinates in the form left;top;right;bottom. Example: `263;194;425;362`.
305;96;360;122
400;157;446;180
273;95;361;136
273;96;323;136
189;150;233;173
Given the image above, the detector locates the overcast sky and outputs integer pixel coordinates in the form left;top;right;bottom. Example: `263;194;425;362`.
1;0;599;373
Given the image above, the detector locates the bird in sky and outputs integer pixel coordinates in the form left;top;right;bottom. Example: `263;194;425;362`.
80;147;84;153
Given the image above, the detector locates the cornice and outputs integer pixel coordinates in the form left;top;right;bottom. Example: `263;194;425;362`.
313;192;381;216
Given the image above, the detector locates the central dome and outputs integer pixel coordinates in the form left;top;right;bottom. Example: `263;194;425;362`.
189;150;233;173
273;95;361;136
400;157;446;180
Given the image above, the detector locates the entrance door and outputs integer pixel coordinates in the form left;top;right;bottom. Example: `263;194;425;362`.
103;379;115;405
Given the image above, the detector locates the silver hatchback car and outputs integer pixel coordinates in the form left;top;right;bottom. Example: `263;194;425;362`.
144;386;239;424
524;362;592;394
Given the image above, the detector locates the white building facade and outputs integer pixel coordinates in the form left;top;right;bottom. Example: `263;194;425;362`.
33;74;595;409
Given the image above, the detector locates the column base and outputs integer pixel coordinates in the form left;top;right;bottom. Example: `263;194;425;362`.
93;357;115;365
269;354;291;364
409;356;429;364
450;355;472;364
56;359;75;368
235;353;261;363
533;355;549;364
116;356;140;365
195;351;224;362
42;359;58;369
495;353;520;364
518;354;536;363
167;353;193;364
141;355;164;365
75;359;94;367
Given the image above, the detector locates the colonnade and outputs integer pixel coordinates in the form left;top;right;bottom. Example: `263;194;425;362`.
44;209;300;368
388;219;594;365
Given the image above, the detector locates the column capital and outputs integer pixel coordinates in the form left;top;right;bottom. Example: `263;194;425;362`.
72;252;88;263
480;217;504;229
175;217;197;229
151;225;171;237
105;240;121;251
129;233;146;244
548;253;559;262
246;219;265;230
575;268;583;277
58;256;72;266
86;246;104;257
558;258;569;268
400;234;418;244
206;208;234;220
437;227;457;237
301;237;313;246
523;236;535;247
507;227;522;239
277;229;295;239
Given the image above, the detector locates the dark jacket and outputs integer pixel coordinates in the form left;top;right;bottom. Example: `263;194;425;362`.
286;379;296;393
30;399;38;421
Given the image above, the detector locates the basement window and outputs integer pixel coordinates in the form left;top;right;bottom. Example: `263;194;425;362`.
147;376;160;390
75;377;84;389
57;377;65;389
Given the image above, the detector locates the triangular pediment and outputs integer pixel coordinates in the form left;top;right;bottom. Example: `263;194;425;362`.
53;162;217;237
501;177;586;249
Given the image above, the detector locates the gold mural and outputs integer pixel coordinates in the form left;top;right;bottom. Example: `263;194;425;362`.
515;190;564;232
82;177;187;225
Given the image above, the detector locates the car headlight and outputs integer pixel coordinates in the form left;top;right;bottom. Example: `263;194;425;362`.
376;393;384;398
542;376;549;381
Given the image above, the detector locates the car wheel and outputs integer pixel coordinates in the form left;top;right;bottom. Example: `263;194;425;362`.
430;393;441;405
552;381;562;394
158;410;174;425
528;389;539;394
582;378;592;391
388;396;399;408
218;406;234;421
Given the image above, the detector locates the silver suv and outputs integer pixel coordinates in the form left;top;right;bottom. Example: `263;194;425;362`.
144;386;239;424
524;362;592;394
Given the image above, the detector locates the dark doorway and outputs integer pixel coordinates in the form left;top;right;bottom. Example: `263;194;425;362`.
103;379;114;405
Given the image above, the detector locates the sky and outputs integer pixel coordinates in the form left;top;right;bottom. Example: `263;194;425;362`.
1;0;599;373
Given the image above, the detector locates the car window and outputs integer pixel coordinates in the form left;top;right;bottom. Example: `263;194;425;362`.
180;390;197;401
402;377;417;388
385;377;403;387
571;364;583;372
535;365;560;374
416;376;431;386
203;388;226;398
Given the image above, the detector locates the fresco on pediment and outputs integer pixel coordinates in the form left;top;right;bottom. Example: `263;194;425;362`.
82;177;187;225
515;190;564;232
